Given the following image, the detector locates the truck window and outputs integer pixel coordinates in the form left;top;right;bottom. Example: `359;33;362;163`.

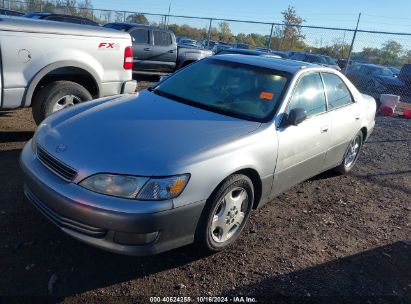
153;31;172;46
131;29;150;44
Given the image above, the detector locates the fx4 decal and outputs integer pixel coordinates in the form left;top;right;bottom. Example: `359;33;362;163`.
98;42;120;49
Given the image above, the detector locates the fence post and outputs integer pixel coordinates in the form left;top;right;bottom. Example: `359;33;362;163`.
346;13;361;74
8;0;10;9
207;18;212;49
267;23;274;52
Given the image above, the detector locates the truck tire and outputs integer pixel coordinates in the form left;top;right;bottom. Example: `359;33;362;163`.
32;81;92;125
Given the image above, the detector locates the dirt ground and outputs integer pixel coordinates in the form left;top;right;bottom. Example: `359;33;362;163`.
0;82;410;303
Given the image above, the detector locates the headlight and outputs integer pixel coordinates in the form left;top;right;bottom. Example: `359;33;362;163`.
80;174;149;199
31;122;46;153
31;133;37;152
79;174;189;200
136;175;190;201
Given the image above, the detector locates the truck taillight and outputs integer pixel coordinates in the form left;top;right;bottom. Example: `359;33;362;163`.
123;46;133;70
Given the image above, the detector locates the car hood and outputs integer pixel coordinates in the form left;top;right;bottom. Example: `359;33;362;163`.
376;75;404;86
38;90;261;178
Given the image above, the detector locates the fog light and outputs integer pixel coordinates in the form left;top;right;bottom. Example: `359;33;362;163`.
114;231;159;245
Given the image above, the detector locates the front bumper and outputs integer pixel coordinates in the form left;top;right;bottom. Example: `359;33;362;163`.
121;80;138;94
20;143;205;256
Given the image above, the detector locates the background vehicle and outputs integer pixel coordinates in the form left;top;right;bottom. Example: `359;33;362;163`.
398;64;411;85
0;8;24;16
211;42;231;54
23;12;99;26
21;56;376;255
177;38;197;47
345;63;411;102
0;17;136;124
216;48;281;58
104;23;212;75
290;52;340;70
231;43;249;49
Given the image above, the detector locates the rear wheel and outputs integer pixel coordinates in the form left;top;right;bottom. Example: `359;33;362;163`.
195;174;254;252
335;131;363;174
32;81;92;125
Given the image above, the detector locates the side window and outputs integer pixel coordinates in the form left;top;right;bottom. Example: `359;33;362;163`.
130;29;150;44
288;73;326;118
153;31;172;46
322;73;353;110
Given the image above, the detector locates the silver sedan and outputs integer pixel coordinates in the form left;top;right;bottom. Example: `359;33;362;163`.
20;55;376;255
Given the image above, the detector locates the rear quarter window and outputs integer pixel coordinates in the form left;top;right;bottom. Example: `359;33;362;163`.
322;73;353;110
130;29;150;44
153;31;173;46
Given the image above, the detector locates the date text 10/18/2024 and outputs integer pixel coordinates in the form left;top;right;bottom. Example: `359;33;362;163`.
149;296;258;303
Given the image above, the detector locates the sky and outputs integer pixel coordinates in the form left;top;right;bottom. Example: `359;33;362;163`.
91;0;411;51
92;0;411;33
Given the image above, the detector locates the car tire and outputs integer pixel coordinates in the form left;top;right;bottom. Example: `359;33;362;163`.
334;131;363;174
195;174;254;253
32;81;92;125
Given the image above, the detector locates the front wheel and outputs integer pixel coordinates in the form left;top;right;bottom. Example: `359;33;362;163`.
32;81;92;125
195;174;254;252
335;131;363;174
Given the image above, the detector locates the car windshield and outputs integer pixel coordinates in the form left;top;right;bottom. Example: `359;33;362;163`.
307;55;327;64
372;67;394;76
152;59;290;121
322;56;337;65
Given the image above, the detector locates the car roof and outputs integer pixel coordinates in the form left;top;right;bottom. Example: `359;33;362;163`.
105;22;173;33
355;63;387;69
24;12;91;19
213;55;317;73
219;48;269;55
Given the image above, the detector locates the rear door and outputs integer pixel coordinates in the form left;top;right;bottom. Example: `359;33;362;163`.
129;28;153;72
321;72;362;169
151;30;177;72
272;72;332;196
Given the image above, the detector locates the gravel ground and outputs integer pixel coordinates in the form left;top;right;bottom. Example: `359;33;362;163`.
0;82;410;304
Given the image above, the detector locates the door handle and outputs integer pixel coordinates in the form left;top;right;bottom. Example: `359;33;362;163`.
168;50;175;53
355;114;360;120
320;125;329;133
143;47;151;51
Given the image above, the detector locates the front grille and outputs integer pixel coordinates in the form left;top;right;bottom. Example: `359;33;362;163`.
37;146;78;182
25;187;107;238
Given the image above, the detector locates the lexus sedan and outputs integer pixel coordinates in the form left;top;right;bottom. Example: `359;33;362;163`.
21;56;376;255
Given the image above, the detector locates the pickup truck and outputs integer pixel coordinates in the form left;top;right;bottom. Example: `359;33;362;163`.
104;23;212;75
0;17;137;124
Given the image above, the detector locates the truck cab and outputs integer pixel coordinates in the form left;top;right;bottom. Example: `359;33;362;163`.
105;23;212;76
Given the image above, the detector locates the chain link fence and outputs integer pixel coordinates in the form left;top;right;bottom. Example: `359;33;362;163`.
2;0;411;102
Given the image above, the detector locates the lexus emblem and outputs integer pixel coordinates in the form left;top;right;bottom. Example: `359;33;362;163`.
56;144;67;153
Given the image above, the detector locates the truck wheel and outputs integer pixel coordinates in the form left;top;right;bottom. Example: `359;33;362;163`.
32;81;92;125
195;174;254;253
334;131;363;174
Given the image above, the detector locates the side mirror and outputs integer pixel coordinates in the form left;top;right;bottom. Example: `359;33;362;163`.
285;108;307;126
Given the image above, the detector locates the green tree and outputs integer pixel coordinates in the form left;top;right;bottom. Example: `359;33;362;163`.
77;0;93;20
378;40;403;65
401;50;411;64
276;6;306;51
126;13;149;25
218;21;233;43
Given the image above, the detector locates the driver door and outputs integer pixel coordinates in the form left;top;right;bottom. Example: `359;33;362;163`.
272;72;332;196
